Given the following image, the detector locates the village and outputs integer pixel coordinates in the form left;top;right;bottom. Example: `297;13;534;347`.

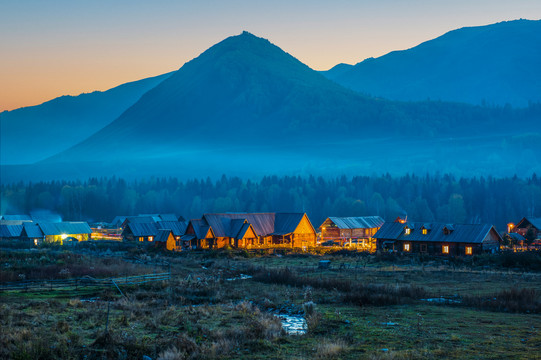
1;212;540;254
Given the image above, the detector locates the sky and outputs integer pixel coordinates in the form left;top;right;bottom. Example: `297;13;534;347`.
1;0;541;111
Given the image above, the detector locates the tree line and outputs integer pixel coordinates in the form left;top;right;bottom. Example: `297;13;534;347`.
1;174;540;231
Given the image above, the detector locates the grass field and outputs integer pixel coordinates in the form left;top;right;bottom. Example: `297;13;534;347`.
1;248;540;359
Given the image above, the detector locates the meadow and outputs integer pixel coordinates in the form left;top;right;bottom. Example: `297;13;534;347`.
1;246;540;359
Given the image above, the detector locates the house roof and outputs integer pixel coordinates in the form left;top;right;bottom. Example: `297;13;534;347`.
374;222;500;244
22;223;44;238
110;216;128;226
271;213;309;235
155;229;173;243
125;222;158;237
508;232;526;241
38;222;92;236
0;224;24;238
0;215;32;221
189;219;213;239
323;216;384;230
157;221;188;236
202;212;312;238
517;217;541;230
158;214;179;222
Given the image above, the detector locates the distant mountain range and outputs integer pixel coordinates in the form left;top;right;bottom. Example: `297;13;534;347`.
323;20;541;106
0;72;172;164
1;21;540;181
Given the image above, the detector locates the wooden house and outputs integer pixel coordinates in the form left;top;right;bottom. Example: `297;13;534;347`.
374;222;501;256
512;217;541;239
319;216;384;251
20;223;45;245
187;213;317;250
122;222;158;243
183;219;216;249
155;229;177;251
38;222;92;243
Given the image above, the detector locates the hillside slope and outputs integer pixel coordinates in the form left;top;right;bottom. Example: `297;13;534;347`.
0;72;172;164
324;20;541;107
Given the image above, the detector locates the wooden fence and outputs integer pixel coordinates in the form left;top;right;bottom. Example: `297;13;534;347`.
0;272;170;292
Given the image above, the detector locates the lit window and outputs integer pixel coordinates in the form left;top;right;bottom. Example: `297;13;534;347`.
148;236;154;242
442;245;449;254
404;243;410;252
422;229;427;235
405;228;411;235
139;237;143;242
34;239;38;246
465;246;472;255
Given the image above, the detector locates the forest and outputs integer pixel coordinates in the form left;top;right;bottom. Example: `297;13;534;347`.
1;173;540;231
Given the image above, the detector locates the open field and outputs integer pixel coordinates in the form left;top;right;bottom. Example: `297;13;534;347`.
1;247;540;359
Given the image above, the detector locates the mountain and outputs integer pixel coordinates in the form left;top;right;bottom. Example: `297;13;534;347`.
3;31;539;181
324;19;541;107
0;71;172;164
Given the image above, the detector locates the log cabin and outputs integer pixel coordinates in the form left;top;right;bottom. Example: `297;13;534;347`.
20;223;45;245
122;222;158;243
319;216;384;251
155;229;177;251
374;222;501;256
187;213;317;250
38;222;92;244
183;219;216;249
511;217;541;239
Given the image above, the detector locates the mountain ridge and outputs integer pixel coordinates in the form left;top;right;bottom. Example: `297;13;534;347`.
323;19;541;106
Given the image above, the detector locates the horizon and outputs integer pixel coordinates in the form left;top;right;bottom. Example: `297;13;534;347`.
2;1;541;111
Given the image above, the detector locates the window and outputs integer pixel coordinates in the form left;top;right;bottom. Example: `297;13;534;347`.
422;228;427;235
148;236;154;242
405;228;411;235
465;246;472;255
139;237;143;242
403;243;410;252
442;245;449;254
420;244;427;252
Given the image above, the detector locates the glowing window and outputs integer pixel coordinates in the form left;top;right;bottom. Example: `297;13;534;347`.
422;229;427;235
404;243;410;252
405;228;411;235
139;237;143;242
148;236;154;242
465;246;472;255
442;245;449;254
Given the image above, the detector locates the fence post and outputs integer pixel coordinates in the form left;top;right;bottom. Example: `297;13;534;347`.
105;301;110;333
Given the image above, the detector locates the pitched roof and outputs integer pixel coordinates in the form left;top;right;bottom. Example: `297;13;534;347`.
190;219;213;239
125;216;156;224
38;222;92;236
157;221;188;236
324;216;384;230
0;215;32;221
110;216;128;226
508;232;526;241
158;214;179;222
22;223;44;238
0;224;23;238
155;229;173;243
202;213;312;237
125;222;158;237
520;217;541;230
374;222;499;244
272;213;307;235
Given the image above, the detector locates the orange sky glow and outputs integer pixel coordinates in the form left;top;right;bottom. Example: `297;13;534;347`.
2;0;540;111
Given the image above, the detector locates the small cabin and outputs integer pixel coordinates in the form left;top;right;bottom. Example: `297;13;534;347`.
512;217;541;239
38;222;92;244
375;222;502;256
122;222;158;243
319;216;384;251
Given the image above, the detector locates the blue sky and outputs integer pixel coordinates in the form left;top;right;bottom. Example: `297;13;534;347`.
1;0;540;110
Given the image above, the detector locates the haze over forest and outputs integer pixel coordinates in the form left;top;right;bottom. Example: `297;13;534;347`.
1;20;540;183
